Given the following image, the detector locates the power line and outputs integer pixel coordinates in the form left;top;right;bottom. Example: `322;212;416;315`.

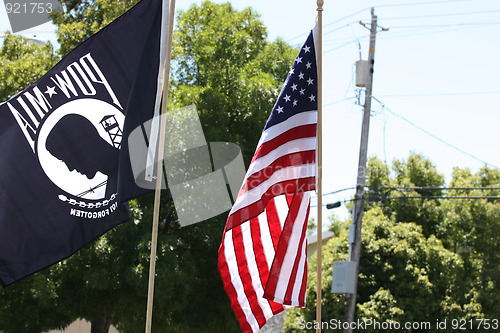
367;186;500;201
324;21;360;37
369;186;500;191
376;0;470;8
290;0;483;43
323;187;357;196
381;9;500;21
453;219;500;233
322;20;500;53
375;91;500;98
368;195;500;201
378;22;500;42
372;96;500;170
389;21;500;29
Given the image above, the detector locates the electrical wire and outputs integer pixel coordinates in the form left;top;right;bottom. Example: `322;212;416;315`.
376;0;470;8
368;186;500;191
368;195;500;201
323;19;500;53
378;22;500;42
381;9;500;21
372;96;500;170
388;21;500;29
375;91;500;98
451;219;500;233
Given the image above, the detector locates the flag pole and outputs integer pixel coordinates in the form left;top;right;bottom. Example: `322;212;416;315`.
315;0;324;332
145;1;176;333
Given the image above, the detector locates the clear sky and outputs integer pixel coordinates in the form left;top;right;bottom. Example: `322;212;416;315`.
1;0;499;221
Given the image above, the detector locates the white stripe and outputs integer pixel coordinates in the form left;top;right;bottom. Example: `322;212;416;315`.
291;233;308;304
290;196;310;304
230;164;316;214
256;111;317;148
223;229;260;332
246;137;316;176
257;210;275;270
273;195;289;229
241;222;274;319
272;192;310;305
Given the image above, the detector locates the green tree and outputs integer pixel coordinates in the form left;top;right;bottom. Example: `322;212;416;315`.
284;208;483;333
171;1;297;162
438;166;500;320
0;32;57;100
367;153;445;237
0;270;74;333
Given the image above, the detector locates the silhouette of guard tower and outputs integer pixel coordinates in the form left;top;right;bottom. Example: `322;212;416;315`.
100;115;123;149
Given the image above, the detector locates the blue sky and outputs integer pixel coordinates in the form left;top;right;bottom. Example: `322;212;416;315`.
1;0;499;220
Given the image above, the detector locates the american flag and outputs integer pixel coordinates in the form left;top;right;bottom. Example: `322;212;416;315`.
218;26;318;333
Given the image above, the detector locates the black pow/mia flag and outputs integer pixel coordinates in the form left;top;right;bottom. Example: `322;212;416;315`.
0;0;165;286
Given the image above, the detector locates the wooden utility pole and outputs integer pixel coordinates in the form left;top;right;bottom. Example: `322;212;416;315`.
344;8;379;332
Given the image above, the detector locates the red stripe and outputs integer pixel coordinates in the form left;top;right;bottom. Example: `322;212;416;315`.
250;123;317;164
265;198;282;251
217;238;254;333
225;177;315;230
249;216;284;315
298;204;311;306
241;150;316;193
298;259;308;306
283;201;309;305
263;192;304;301
250;216;269;279
232;225;268;328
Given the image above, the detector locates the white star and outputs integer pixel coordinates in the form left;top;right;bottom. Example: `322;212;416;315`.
298;72;305;80
289;68;295;75
309;94;316;102
44;86;57;98
306;62;312;69
299;88;306;95
307;77;314;85
276;105;284;113
291;83;298;91
295;56;303;64
293;99;298;106
283;94;291;102
303;45;311;53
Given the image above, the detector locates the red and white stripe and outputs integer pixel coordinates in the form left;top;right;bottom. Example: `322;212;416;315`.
218;110;316;333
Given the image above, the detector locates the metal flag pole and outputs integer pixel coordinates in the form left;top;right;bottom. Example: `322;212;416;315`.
315;0;324;332
145;1;176;332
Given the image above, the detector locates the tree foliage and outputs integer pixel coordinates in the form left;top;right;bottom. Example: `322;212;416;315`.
171;1;297;162
0;32;58;100
439;166;500;320
366;153;445;236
